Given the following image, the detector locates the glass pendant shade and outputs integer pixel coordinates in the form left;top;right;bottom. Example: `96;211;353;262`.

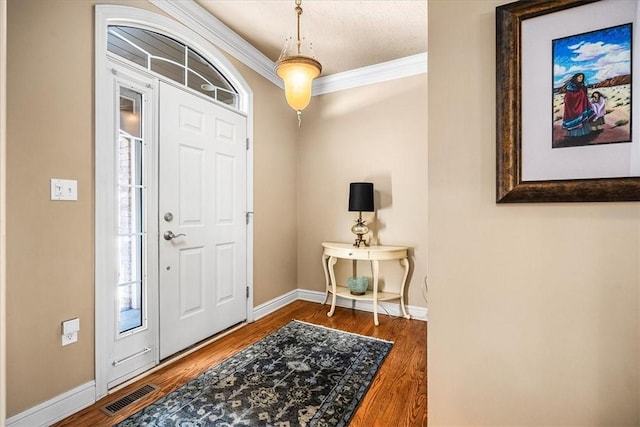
276;55;321;112
276;0;321;115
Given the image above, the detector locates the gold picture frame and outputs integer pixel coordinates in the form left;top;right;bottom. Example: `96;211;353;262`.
496;0;640;202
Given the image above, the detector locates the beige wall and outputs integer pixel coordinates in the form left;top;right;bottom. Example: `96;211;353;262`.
7;0;96;415
227;57;299;307
6;0;297;416
428;1;640;425
297;75;428;309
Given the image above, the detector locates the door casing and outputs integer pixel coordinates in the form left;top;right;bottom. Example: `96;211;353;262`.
95;5;254;399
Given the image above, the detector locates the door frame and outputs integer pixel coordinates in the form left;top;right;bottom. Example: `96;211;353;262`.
0;1;6;423
94;5;254;400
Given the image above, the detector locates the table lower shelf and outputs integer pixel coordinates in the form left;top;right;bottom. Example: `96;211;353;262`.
329;287;401;302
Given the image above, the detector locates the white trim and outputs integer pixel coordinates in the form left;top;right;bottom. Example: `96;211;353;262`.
95;5;252;113
150;0;428;93
149;0;280;88
252;289;299;321
109;322;247;395
296;289;429;321
94;4;255;400
0;0;6;424
313;53;428;95
253;289;428;323
5;381;96;427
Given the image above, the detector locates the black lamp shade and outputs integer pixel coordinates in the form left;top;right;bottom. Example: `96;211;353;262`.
348;182;374;212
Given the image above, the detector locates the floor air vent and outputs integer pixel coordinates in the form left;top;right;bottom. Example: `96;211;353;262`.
100;383;159;416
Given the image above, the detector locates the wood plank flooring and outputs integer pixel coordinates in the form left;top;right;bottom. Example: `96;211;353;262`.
53;300;427;426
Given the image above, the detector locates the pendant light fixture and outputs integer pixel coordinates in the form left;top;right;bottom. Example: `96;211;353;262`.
275;0;322;123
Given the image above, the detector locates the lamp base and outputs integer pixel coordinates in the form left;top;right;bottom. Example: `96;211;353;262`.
351;215;370;247
353;235;369;248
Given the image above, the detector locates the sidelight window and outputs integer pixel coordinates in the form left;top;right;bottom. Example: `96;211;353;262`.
117;86;145;334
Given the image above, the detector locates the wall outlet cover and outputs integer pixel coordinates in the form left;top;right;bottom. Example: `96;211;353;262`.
51;179;78;201
62;331;78;346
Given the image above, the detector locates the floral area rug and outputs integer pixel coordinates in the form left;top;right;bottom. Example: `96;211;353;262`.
117;320;392;426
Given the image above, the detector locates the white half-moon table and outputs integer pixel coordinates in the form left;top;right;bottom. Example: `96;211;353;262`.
321;242;411;326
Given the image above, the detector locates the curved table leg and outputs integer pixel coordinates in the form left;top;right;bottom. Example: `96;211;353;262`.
321;253;330;305
372;259;380;326
399;257;411;319
327;256;338;317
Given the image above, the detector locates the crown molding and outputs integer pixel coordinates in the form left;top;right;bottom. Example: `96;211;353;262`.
149;0;427;94
312;53;427;95
149;0;282;88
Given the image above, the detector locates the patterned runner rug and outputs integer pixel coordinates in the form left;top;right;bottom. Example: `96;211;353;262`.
117;320;392;426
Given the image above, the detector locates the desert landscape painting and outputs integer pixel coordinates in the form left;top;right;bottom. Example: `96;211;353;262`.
552;23;632;149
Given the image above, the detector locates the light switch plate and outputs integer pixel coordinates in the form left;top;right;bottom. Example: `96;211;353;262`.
51;179;78;201
62;318;80;334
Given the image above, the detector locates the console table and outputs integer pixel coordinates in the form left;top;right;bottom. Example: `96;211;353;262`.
321;241;411;326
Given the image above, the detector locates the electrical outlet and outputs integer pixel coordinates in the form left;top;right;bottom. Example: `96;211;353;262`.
62;331;78;346
61;318;80;346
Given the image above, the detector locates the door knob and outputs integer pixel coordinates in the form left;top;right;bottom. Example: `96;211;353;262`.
163;230;186;241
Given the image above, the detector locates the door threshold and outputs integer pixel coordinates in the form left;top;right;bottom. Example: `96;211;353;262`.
107;321;248;395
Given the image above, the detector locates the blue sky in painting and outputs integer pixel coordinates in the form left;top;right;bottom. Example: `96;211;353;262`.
553;23;631;89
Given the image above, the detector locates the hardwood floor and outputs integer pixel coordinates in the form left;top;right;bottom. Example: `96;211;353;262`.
53;300;427;426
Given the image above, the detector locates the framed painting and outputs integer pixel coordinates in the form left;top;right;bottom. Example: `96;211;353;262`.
496;0;640;202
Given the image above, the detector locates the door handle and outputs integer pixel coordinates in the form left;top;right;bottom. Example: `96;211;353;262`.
163;230;186;241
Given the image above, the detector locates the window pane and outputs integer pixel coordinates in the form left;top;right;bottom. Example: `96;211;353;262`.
187;48;233;92
118;136;142;186
187;71;215;99
108;27;147;68
217;89;238;107
186;71;237;107
117;235;142;284
118;282;142;333
116;84;145;334
119;87;142;138
109;26;185;68
151;57;185;85
118;186;142;235
108;25;239;109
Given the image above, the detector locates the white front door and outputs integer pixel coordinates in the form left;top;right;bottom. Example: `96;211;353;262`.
158;82;248;359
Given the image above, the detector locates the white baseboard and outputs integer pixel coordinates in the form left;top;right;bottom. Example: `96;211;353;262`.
252;288;428;322
6;290;426;426
252;289;299;321
6;381;95;427
295;289;428;322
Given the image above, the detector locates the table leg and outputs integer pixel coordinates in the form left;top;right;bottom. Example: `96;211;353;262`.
399;257;411;319
327;256;338;317
372;259;380;326
321;253;330;305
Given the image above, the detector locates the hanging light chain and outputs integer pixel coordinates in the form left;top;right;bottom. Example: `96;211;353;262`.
295;0;303;55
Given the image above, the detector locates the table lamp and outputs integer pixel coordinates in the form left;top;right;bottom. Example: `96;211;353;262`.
348;182;374;247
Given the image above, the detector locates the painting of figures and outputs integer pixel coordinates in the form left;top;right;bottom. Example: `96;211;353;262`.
552;23;632;148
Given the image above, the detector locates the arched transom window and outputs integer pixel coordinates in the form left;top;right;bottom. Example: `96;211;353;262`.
107;25;239;107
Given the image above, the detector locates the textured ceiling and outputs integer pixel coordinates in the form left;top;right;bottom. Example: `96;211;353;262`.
195;0;428;76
